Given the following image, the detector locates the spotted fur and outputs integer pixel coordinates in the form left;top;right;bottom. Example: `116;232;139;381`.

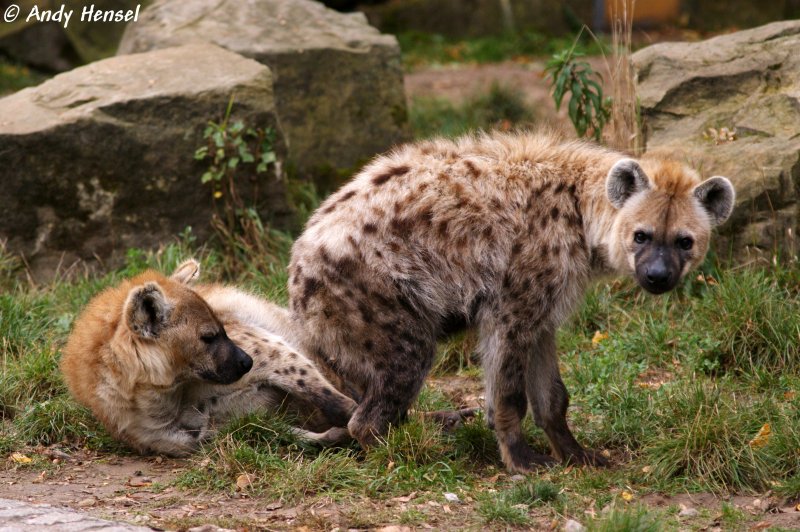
61;260;356;456
288;131;734;473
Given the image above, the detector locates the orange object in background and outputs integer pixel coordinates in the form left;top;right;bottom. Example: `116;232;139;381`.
604;0;681;26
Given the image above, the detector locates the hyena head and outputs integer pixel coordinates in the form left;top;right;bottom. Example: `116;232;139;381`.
606;157;735;294
123;261;252;384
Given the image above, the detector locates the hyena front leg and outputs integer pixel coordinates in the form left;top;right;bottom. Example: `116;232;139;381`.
481;322;557;472
526;330;607;466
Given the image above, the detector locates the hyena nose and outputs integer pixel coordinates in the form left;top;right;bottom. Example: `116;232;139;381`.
237;348;253;373
645;264;670;286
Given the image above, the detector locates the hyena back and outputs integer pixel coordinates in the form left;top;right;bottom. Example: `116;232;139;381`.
288;132;734;472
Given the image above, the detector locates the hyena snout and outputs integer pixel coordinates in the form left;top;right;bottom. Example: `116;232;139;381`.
635;248;679;295
212;340;253;384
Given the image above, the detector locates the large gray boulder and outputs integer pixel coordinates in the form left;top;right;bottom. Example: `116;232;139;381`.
0;0;146;71
117;0;409;190
0;43;290;280
633;21;800;258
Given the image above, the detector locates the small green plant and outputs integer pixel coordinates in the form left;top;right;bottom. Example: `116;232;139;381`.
545;36;611;141
195;97;282;275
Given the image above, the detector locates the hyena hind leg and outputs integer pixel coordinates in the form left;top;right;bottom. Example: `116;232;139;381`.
243;331;358;427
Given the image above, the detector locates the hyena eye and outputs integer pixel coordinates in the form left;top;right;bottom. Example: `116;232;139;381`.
633;231;650;244
200;332;220;344
677;237;694;251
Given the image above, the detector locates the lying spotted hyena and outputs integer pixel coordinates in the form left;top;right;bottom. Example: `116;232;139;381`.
288;132;735;473
61;260;356;456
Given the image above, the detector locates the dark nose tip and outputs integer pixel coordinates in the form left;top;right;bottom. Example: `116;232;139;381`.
238;350;253;372
646;264;670;285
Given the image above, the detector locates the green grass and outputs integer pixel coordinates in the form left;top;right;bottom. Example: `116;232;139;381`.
410;82;537;139
398;30;609;70
3;225;800;528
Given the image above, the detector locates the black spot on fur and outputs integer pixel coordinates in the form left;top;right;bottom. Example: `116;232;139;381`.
373;165;410;186
550;207;560;220
363;222;378;234
463;160;480;178
358;301;374;324
340;190;356;203
390;216;415;235
297;379;305;388
299;277;323;310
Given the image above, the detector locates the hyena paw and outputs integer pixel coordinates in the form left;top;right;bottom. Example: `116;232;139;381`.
563;448;609;467
501;440;559;473
424;407;481;432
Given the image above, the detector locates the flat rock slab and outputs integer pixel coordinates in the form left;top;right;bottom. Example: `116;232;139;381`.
0;42;289;280
634;20;800;257
118;0;409;185
0;498;149;531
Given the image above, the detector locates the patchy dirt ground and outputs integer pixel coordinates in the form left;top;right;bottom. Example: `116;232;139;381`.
2;371;798;531
3;443;799;531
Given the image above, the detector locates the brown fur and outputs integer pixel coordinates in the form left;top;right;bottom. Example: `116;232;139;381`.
288;131;734;472
61;260;356;456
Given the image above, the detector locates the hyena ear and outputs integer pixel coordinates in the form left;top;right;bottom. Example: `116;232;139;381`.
170;259;201;285
606;158;652;209
693;176;736;226
125;282;173;339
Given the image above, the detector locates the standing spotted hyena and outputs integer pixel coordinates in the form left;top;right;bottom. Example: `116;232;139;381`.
288;132;734;472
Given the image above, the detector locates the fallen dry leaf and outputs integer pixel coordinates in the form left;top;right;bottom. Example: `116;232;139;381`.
127;476;152;488
784;391;796;401
749;423;772;449
9;453;32;464
236;473;253;491
390;491;417;503
621;490;634;502
592;331;609;346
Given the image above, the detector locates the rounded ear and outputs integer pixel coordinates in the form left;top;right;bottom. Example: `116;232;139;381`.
125;282;173;339
606;158;652;209
170;259;201;285
693;176;735;226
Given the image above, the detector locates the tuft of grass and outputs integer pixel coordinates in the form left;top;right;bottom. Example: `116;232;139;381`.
451;412;500;464
587;504;661;532
478;479;563;526
638;381;800;492
694;269;800;375
409;83;536;139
